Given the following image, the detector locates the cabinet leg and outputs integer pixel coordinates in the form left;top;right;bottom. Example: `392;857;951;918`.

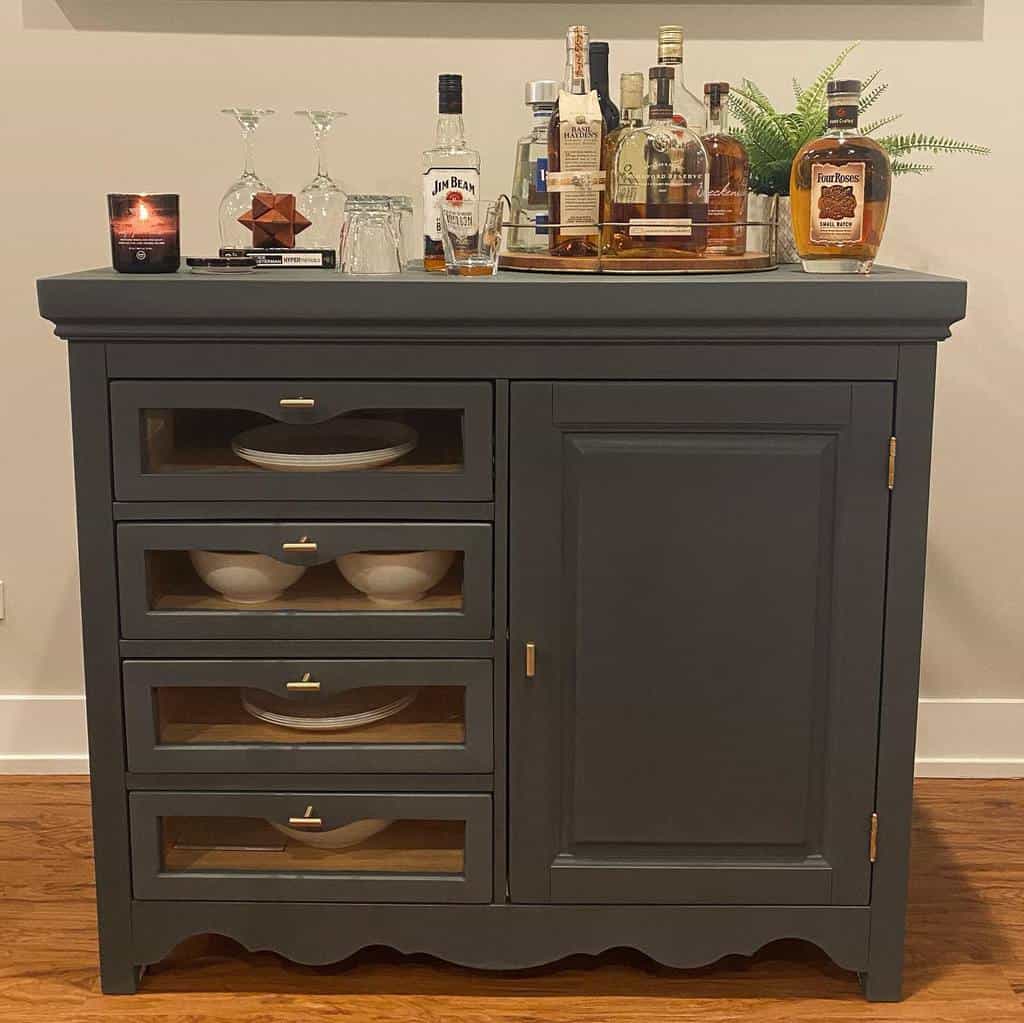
99;960;143;995
860;968;903;1002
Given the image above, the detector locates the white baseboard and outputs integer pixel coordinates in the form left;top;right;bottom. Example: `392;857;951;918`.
915;698;1024;778
0;695;89;774
0;694;1021;778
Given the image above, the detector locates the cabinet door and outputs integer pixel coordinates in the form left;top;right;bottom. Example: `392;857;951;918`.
509;382;892;906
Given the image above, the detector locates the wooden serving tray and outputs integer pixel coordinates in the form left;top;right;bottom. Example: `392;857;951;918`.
499;250;776;274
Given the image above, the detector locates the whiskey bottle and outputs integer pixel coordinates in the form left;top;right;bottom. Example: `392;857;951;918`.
600;71;645;255
589;42;620;134
654;26;705;131
702;82;749;256
509;80;559;253
546;25;608;258
422;74;481;272
790;79;891;273
605;66;709;259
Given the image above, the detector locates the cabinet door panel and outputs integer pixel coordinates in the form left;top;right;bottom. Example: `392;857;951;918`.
510;382;891;906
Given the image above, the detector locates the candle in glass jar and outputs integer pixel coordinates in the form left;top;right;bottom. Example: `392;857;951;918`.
107;193;180;273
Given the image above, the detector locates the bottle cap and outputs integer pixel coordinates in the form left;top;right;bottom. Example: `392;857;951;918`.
827;79;861;95
650;65;675;80
704;81;730;95
525;80;559;106
438;73;464;114
619;72;645;110
589;41;610;57
657;25;684;60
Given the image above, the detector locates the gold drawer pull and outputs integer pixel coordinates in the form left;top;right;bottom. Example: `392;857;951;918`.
279;397;315;408
525;642;536;678
282;536;318;553
288;806;322;829
286;672;321;692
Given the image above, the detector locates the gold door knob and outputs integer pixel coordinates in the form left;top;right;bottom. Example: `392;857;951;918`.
525;642;536;678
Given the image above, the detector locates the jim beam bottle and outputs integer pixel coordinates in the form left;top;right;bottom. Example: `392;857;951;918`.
422;74;481;272
790;79;891;273
546;25;607;257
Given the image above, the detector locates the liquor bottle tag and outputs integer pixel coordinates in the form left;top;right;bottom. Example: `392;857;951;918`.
809;162;865;244
555;89;603;237
629;218;693;237
422;168;480;242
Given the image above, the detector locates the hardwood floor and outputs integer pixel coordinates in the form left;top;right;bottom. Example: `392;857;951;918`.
0;777;1022;1021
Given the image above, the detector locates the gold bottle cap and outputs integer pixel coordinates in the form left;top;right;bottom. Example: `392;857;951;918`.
620;72;645;110
657;24;684;61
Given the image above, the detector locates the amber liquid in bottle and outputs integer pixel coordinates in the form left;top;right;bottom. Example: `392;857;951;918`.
702;83;749;256
600;72;645;255
790;81;891;273
547;25;609;258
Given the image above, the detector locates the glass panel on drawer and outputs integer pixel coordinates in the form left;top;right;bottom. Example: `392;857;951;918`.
156;685;466;747
144;548;465;612
142;408;464;476
160;816;465;875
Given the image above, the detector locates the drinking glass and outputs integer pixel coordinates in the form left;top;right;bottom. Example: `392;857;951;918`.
295;109;348;250
440;197;509;276
339;197;403;275
218;108;275;249
389;195;414;267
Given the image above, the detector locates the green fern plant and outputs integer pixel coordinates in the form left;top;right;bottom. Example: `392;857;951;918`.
730;42;990;195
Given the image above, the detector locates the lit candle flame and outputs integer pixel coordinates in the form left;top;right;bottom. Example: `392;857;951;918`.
138;201;149;221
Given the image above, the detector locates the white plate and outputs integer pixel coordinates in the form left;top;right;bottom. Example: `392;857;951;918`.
231;419;417;472
241;687;418;731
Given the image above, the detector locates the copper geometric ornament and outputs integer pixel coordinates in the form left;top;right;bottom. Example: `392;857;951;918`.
238;192;311;248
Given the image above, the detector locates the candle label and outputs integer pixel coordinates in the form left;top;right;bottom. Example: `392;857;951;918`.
108;193;180;273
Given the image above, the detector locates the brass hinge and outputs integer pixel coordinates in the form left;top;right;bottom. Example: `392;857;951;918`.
887;437;897;491
869;812;879;863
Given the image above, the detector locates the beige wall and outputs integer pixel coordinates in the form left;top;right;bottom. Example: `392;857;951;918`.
1;0;1019;765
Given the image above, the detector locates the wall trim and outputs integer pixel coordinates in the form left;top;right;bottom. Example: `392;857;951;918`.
0;694;89;774
915;697;1024;778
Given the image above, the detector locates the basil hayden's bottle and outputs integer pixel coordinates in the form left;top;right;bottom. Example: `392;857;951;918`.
422;74;481;272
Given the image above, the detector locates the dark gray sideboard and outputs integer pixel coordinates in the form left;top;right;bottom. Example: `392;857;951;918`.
37;265;967;1000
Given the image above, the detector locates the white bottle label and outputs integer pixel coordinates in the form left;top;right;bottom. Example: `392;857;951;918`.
553;89;603;237
422;168;480;242
810;162;865;244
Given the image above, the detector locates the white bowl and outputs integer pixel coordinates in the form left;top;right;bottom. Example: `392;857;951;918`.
336;550;456;607
188;550;307;605
269;818;392;850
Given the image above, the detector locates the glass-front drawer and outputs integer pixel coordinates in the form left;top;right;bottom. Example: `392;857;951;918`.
116;521;492;639
124;659;493;773
110;380;493;501
130;791;492;903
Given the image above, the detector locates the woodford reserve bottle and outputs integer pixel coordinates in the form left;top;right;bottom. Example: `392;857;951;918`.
422;74;481;272
702;82;749;256
790;79;891;273
604;66;709;259
546;25;611;257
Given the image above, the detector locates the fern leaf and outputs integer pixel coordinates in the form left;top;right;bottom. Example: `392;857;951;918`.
878;132;991;157
860;68;882;92
792;77;803;102
739;77;778;116
859;81;889;113
728;93;793;161
797;41;859;123
861;113;902;135
891;160;934;175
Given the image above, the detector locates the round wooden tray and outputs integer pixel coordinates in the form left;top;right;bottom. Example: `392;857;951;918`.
498;250;777;275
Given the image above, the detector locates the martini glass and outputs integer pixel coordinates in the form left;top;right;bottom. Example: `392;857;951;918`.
295;109;348;250
218;107;275;249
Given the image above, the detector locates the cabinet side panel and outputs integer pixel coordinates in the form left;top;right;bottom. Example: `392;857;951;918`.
67;342;137;992
865;343;937;1002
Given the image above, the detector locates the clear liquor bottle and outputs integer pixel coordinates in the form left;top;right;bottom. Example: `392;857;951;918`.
601;71;645;255
509;80;558;253
546;25;609;257
654;25;705;131
702;82;749;255
422;74;481;272
605;66;709;259
790;79;891;273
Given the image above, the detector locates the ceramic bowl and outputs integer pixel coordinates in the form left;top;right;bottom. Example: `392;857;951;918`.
269;817;392;850
336;549;456;607
188;550;307;605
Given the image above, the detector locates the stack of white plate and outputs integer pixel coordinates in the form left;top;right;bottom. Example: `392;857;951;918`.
241;686;417;731
231;419;417;473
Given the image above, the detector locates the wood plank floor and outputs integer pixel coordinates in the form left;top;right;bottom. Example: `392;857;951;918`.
0;777;1022;1022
